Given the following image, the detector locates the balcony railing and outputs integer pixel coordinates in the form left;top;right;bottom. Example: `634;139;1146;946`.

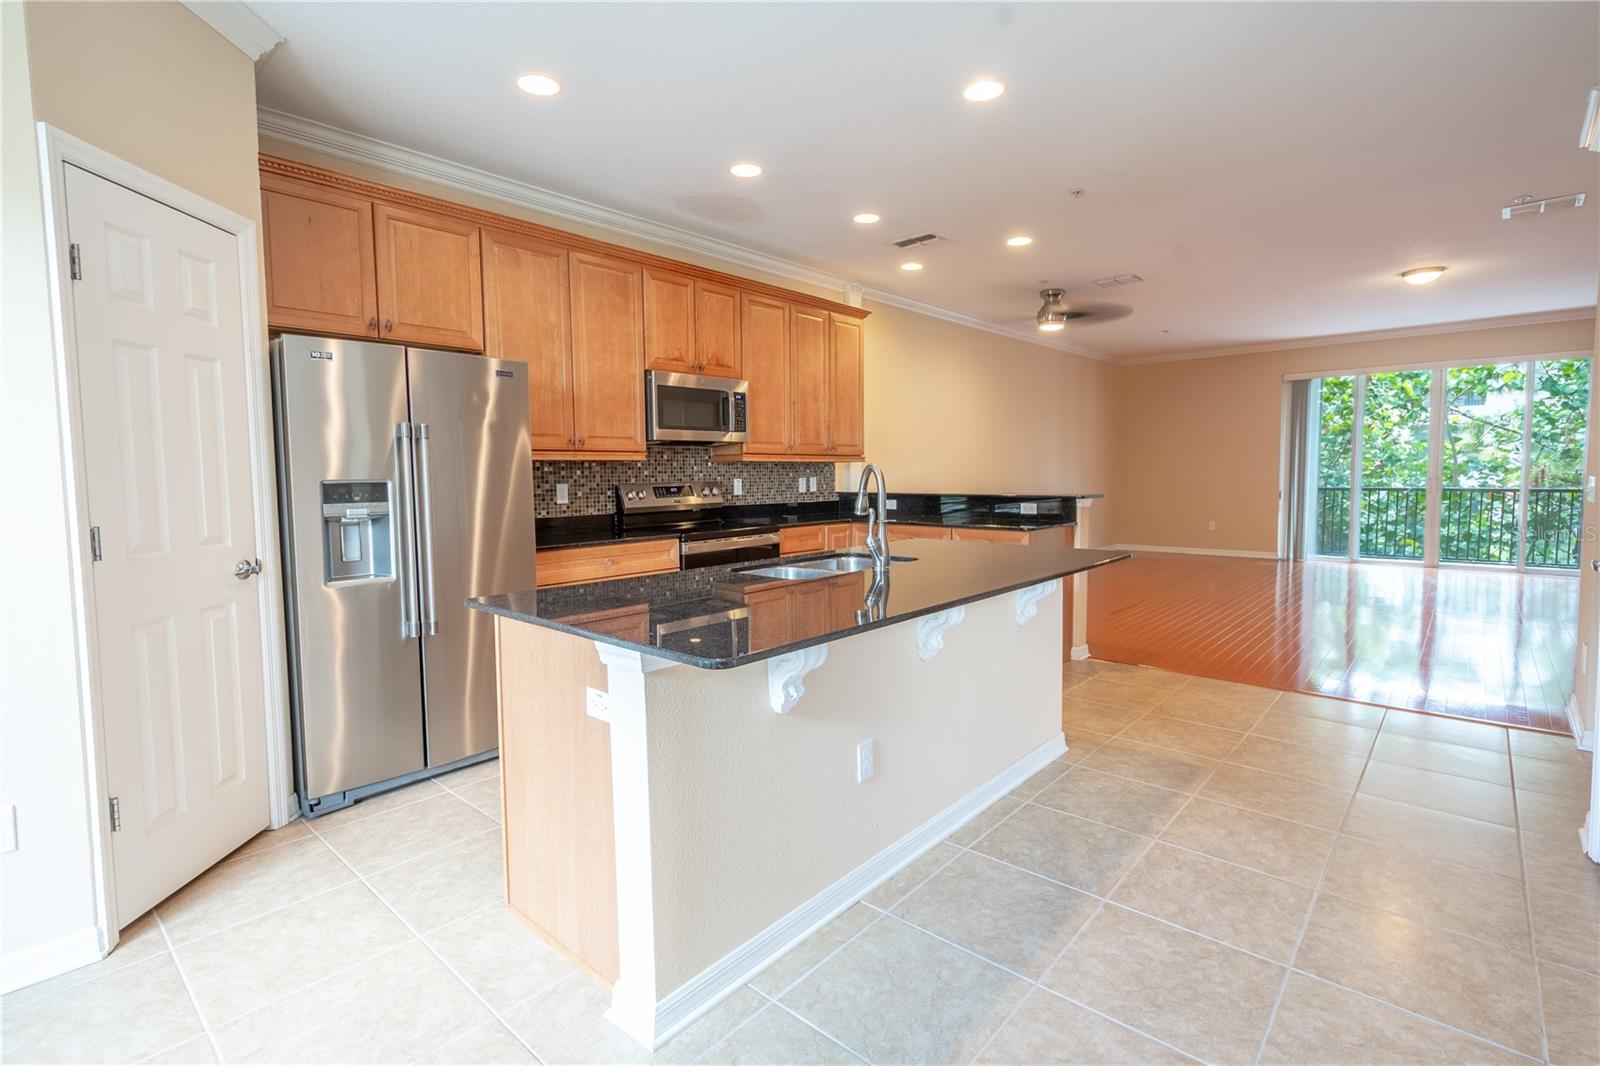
1312;486;1583;568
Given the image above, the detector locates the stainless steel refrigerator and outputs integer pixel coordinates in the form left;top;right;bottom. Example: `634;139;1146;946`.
271;334;535;816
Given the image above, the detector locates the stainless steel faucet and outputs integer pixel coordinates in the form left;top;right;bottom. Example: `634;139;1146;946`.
854;464;890;571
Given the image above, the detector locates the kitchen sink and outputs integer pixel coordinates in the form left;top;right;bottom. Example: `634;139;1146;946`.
738;553;917;582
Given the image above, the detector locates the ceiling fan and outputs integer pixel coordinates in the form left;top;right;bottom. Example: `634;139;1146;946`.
1035;286;1132;332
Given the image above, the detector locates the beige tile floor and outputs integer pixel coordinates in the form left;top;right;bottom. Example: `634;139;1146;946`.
3;661;1597;1065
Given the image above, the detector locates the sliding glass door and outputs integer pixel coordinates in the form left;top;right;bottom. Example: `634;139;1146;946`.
1301;355;1589;571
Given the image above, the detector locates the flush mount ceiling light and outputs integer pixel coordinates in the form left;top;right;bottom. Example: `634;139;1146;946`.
900;261;924;272
1036;288;1068;331
516;73;562;97
1399;266;1447;285
1005;235;1033;247
853;212;881;224
962;79;1006;103
729;162;764;178
1581;85;1600;151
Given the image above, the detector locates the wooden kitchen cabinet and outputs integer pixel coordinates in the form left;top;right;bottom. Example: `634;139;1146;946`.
570;251;646;457
887;524;953;542
828;523;864;551
950;526;1032;545
694;280;742;377
643;266;696;373
535;538;679;588
261;173;379;338
790;306;831;455
373;201;484;350
737;293;792;455
482;228;573;454
827;315;865;459
778;524;829;556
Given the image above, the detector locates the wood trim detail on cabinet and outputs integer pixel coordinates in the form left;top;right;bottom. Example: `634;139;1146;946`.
535;538;680;588
827;315;865;458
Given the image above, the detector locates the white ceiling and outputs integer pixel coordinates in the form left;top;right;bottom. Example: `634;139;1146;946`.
249;2;1598;361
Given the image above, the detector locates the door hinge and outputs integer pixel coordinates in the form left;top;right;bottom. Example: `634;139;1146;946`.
108;796;122;832
69;243;82;281
89;525;102;562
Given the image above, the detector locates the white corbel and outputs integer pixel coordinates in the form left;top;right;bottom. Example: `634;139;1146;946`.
1014;579;1061;626
915;607;966;661
767;646;828;714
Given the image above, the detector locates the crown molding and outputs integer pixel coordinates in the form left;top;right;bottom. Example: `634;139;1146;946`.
257;108;1113;361
182;2;282;61
858;287;1112;362
1119;307;1597;366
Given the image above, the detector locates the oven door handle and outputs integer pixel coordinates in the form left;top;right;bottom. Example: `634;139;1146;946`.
681;533;781;556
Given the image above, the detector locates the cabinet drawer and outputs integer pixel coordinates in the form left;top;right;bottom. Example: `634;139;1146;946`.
886;524;952;542
779;525;829;556
536;539;680;588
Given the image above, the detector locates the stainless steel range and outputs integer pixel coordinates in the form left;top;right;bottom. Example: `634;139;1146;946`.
616;482;783;569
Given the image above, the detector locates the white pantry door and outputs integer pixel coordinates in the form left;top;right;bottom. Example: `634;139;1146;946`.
65;164;270;923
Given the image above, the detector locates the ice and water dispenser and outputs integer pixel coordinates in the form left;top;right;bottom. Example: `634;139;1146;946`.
320;481;393;585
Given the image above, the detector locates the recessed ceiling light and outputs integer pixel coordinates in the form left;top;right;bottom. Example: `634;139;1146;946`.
900;261;924;272
516;73;562;97
962;79;1006;103
1005;235;1033;247
1400;266;1447;285
853;212;881;225
729;162;763;178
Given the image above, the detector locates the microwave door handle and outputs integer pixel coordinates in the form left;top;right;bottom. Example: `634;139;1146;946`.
721;393;731;432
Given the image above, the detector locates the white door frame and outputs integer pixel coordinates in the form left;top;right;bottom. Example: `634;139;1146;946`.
34;125;294;947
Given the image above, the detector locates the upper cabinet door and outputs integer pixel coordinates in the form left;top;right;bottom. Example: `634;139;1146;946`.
643;267;696;373
790;306;830;455
570;251;646;456
261;174;379;338
694;280;742;378
740;294;792;454
827;315;864;458
482;228;574;455
374;202;484;351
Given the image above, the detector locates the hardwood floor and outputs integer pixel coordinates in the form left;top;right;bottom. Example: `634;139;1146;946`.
1088;552;1580;732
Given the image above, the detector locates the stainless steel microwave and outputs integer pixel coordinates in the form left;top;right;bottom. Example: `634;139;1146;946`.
646;371;749;443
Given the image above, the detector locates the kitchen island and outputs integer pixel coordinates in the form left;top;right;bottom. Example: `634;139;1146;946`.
469;538;1127;1048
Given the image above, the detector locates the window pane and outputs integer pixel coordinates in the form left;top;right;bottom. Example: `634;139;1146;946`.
1440;363;1524;564
1359;370;1430;560
1312;376;1353;556
1526;357;1591;568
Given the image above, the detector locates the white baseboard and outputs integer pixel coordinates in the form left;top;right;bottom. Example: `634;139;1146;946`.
1;926;104;995
1109;543;1281;560
1563;694;1595;751
643;731;1068;1048
1069;644;1091;661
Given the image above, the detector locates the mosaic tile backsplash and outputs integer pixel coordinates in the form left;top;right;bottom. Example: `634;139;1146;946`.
533;444;837;517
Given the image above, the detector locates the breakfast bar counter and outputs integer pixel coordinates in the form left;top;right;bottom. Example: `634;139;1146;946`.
468;540;1127;1048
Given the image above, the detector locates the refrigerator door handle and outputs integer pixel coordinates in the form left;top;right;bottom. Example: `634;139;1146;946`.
415;422;439;636
395;422;421;639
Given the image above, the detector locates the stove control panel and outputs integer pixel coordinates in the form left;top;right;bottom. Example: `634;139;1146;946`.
617;482;727;512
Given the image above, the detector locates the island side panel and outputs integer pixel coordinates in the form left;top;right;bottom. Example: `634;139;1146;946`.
639;585;1063;997
495;615;621;982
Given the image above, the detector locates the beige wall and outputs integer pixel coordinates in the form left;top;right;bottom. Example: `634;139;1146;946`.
2;1;261;983
1108;318;1597;555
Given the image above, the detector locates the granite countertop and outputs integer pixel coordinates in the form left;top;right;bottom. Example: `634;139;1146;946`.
470;538;1129;669
535;498;1084;550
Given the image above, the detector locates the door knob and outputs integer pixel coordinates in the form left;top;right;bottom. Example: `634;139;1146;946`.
233;558;262;580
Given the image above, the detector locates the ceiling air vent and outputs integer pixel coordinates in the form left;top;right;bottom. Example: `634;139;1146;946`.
1501;193;1585;220
1093;274;1144;287
891;233;944;249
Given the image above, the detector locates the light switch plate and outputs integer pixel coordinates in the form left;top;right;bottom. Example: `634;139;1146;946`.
886;499;897;511
797;477;807;493
856;739;875;783
1021;502;1038;515
808;476;818;492
555;483;569;505
733;478;743;496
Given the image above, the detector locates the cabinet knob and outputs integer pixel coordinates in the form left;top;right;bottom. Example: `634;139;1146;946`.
383;319;393;333
578;437;586;446
603;558;616;567
367;316;378;332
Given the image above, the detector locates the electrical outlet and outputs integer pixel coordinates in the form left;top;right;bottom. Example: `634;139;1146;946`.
797;477;807;493
808;476;818;492
584;686;612;722
1208;520;1216;531
886;498;897;511
1021;501;1038;516
1;805;16;853
856;739;875;783
555;483;569;505
733;477;743;496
